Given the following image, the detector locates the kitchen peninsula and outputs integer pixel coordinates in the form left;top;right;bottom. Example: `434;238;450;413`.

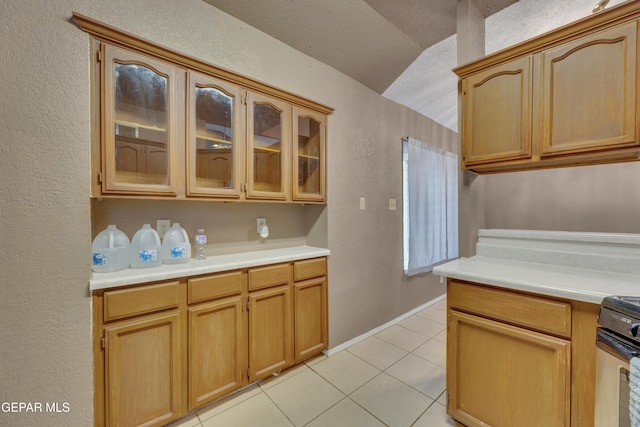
434;229;640;427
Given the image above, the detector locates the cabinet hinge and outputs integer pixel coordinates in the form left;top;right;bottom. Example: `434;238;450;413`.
97;171;103;184
100;336;105;350
246;297;250;311
96;50;103;63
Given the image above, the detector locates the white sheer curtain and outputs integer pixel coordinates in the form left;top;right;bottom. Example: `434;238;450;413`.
403;137;458;276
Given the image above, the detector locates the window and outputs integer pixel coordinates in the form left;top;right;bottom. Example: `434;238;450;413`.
402;137;458;276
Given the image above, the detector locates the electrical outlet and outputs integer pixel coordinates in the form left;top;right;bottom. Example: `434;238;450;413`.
257;217;267;233
157;219;171;238
389;198;397;211
359;197;366;210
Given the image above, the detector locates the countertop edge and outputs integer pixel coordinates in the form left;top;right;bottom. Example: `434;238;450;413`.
433;257;640;305
89;245;330;291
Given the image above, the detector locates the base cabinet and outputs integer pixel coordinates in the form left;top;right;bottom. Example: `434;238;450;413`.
93;256;328;427
447;279;598;427
104;311;185;427
448;311;570;427
188;296;245;410
248;285;293;381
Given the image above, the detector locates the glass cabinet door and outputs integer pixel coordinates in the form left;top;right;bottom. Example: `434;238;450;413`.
187;72;243;198
246;92;291;200
102;44;178;195
292;107;326;202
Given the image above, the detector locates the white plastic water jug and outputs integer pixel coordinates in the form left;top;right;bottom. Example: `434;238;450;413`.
91;225;130;273
130;224;162;269
162;223;191;264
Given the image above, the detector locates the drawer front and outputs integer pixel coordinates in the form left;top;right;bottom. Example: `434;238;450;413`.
104;281;180;322
188;271;245;304
293;257;327;282
248;263;290;291
448;280;571;338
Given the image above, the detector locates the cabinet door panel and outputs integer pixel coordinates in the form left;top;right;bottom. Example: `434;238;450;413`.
103;44;179;195
105;311;183;427
462;56;532;166
187;71;243;198
189;296;245;410
293;107;326;202
541;21;638;156
246;92;291;200
248;285;293;381
294;277;327;362
448;310;570;427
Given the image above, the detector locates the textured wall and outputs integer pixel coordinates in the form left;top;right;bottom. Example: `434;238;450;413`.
485;162;640;233
0;1;93;425
0;1;454;424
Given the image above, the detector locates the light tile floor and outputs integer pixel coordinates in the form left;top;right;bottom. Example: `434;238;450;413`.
167;298;454;427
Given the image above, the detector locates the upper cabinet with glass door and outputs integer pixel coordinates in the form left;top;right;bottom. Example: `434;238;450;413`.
77;14;333;202
293;107;326;202
187;71;243;198
246;92;291;201
101;44;181;195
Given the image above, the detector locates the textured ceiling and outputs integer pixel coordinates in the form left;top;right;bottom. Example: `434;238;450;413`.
202;0;518;94
201;0;621;132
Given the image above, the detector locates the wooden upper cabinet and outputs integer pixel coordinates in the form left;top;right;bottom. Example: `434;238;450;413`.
77;13;332;201
455;4;640;173
461;56;532;166
246;92;291;200
293;107;326;202
102;44;180;195
187;71;243;198
540;21;638;157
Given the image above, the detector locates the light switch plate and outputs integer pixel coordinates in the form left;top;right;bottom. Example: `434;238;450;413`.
359;197;366;210
157;219;171;238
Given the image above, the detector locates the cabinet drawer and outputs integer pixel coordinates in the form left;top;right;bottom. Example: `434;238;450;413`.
103;281;180;322
293;257;327;281
188;271;245;304
448;280;571;338
248;263;290;291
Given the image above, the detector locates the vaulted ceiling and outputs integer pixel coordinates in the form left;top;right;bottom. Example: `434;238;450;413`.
202;0;518;95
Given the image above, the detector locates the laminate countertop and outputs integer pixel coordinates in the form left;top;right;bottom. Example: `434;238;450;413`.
433;256;640;304
90;245;330;291
433;229;640;304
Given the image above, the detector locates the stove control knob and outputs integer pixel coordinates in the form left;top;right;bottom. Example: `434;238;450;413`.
630;323;640;337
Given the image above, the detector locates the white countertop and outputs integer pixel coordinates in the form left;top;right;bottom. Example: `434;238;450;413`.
433;229;640;304
433;256;640;304
90;245;330;291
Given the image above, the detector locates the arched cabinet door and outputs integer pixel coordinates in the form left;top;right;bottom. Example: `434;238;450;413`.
293;107;326;202
461;55;533;167
540;21;638;157
187;71;243;198
246;91;291;201
102;44;180;195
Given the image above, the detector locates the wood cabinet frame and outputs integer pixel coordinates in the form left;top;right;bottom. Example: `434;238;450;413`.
455;2;640;173
73;13;332;203
446;279;599;427
92;257;328;427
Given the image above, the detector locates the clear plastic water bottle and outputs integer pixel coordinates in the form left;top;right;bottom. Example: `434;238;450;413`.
195;229;207;260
